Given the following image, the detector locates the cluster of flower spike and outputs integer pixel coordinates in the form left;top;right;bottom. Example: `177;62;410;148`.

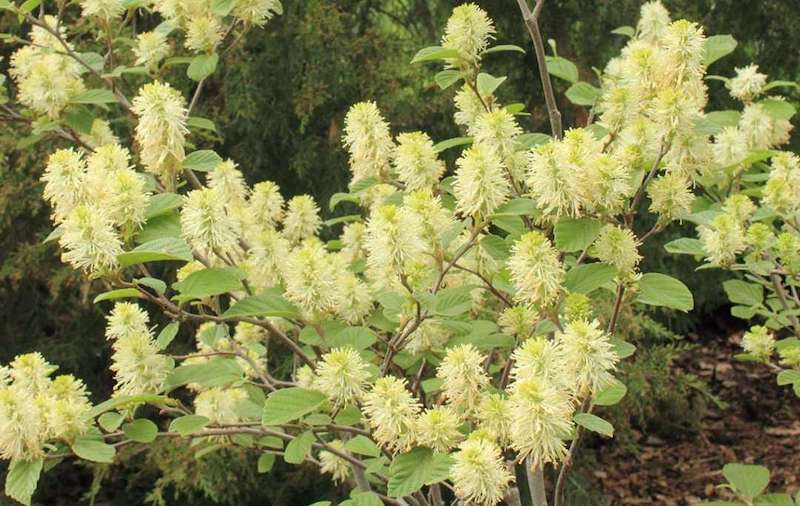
0;353;91;461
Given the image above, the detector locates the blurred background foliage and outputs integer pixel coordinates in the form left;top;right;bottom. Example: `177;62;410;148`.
1;0;799;504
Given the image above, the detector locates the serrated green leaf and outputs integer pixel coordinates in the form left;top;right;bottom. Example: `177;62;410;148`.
328;326;377;350
565;81;601;106
611;338;636;359
387;447;453;498
223;292;301;319
564;263;615;294
187;116;217;132
169;415;210;436
5;459;43;506
257;452;276;473
430;286;473;316
284;431;314;464
545;56;579;83
155;321;179;350
491;198;536;217
183;149;223;172
434;70;461;90
173;267;244;300
187;53;219;81
594;380;627;406
476;72;506;96
554;218;602;252
119;237;193;267
636;273;693;312
72;437;116;463
485;44;526;54
262;388;326;426
574;412;614;437
723;279;764;306
704;34;737;66
123;419;158;443
98;412;124;432
760;99;796;121
664;238;705;256
433;136;472;153
516;132;551;150
695;110;741;136
344;435;381;457
480;234;510;261
136;277;167;295
166;358;243;390
611;26;635;37
723;463;769;500
93;288;141;303
410;46;460;64
71;88;117;104
777;369;800;386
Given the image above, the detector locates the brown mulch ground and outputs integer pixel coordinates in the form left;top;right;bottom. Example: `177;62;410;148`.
592;327;800;505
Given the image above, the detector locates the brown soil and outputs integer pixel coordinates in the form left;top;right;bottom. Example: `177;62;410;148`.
593;329;800;505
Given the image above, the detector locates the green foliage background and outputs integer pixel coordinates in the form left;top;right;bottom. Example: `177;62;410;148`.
1;1;799;504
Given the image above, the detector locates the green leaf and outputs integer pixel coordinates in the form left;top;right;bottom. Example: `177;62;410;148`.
183;149;223;172
173;267;244;300
554;218;602;252
64;106;95;134
723;279;764;306
760;99;796;121
223;292;301;319
485;44;525;54
257;453;276;473
565;81;601;106
664;238;705;256
611;26;635;37
262;388;326;426
187;116;217;132
72;437;116;463
334;406;362;426
136;212;181;243
763;80;800;92
169;415;210;436
43;226;64;244
387;447;453;498
284;431;314;464
695;111;741;135
210;0;234;15
480;234;510;261
328;327;377;350
71;88;117;104
187;53;219;81
344;435;381;457
329;192;360;211
776;369;800;386
594;380;627;406
411;46;461;64
146;193;184;220
611;338;636;359
564;263;615;294
516;132;552;150
434;70;461;90
123;419;158;443
476;72;507;96
433;136;472;153
93;288;141;303
166;358;243;390
98;412;124;432
118;237;193;267
574;413;614;437
350;491;384;506
755;494;796;506
136;277;167;295
430;286;473;316
636;273;694;312
722;463;769;500
545;56;579;83
491;198;536;217
731;305;756;320
155;322;180;350
5;459;43;506
704;34;737;66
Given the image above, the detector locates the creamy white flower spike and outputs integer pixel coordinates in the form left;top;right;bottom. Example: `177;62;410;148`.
343;101;394;182
451;435;514;506
131;81;188;183
508;231;564;307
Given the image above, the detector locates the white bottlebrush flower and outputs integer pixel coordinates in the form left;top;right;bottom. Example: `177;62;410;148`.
343;101;394;182
134;31;170;69
12;51;85;118
109;329;172;397
44;374;92;440
248;181;285;230
722;194;756;224
131;81;188;181
282;239;339;315
441;3;495;68
661;20;706;83
319;440;351;483
454;85;494;133
234;0;282;26
282;195;322;244
472;109;522;161
415;406;463;453
332;272;373;324
59;205;123;276
340;222;368;264
365;204;426;282
185;14;224;53
81;118;120;148
403;189;455;251
647;172;694;222
181;187;242;257
579;154;631;214
8;353;57;395
0;387;46;460
636;1;671;43
362;376;420;453
453;144;510;219
511;336;568;389
208;159;250;204
698;213;747;266
79;0;124;19
592;225;641;278
508;376;574;469
712;126;748;167
195;387;248;425
105;302;150;341
508;231;564;307
497;305;538;338
741;325;775;362
476;394;512;447
245;228;290;291
527;142;578;219
437;344;490;413
763;152;800;219
739;103;777;150
313;347;371;406
405;319;451;355
393;131;445;190
451;436;514;506
41;148;87;223
102;168;151;237
558;319;618;396
729;64;768;103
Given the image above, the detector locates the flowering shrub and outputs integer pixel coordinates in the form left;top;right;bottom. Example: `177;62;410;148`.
0;0;794;505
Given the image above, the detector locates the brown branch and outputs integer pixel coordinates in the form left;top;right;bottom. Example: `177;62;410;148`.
515;0;562;139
